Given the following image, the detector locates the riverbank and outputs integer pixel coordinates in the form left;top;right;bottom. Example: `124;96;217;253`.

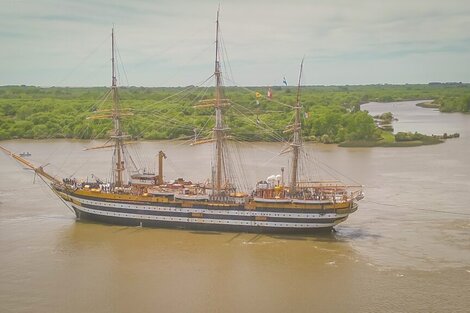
0;131;452;148
0;134;445;149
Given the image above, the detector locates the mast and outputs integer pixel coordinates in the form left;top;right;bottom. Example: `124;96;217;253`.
111;27;124;187
290;59;304;194
213;8;225;195
192;8;231;196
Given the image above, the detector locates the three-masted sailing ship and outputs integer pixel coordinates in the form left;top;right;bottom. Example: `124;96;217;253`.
0;12;363;233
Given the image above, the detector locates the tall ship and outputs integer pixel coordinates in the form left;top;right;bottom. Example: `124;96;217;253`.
0;11;363;233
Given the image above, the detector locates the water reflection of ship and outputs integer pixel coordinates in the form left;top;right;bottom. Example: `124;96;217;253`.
0;10;363;233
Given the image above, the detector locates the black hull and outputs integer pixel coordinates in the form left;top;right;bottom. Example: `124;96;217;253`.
73;206;335;234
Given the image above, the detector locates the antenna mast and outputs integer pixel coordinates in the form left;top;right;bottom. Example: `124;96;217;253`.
290;59;304;194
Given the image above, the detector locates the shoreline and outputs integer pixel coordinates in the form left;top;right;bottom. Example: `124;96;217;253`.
339;139;443;148
0;136;446;148
361;99;469;113
416;101;440;109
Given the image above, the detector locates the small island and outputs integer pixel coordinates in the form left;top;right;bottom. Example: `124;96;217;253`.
339;131;443;147
339;111;460;147
416;101;440;109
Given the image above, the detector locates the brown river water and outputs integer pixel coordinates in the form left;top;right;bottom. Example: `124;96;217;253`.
1;101;469;313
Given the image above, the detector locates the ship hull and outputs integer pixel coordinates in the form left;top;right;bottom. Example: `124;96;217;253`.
72;207;339;233
59;190;357;234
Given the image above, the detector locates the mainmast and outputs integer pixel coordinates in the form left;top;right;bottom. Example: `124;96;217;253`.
213;9;225;195
111;28;124;187
192;9;231;196
290;59;304;194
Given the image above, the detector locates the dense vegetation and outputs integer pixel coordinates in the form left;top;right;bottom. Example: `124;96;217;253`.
0;83;468;144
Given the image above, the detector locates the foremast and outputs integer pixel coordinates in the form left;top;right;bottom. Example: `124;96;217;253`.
290;59;304;194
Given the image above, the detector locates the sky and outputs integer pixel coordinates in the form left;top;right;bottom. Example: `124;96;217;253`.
1;0;470;87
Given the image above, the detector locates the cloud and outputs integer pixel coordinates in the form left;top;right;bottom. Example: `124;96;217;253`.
1;0;469;86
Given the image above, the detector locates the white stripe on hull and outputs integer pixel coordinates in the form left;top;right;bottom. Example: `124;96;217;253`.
71;203;346;229
68;195;350;220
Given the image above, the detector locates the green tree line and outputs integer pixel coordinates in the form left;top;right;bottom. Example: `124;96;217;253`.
0;84;468;142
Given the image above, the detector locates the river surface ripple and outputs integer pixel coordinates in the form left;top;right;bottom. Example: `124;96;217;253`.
1;101;469;313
